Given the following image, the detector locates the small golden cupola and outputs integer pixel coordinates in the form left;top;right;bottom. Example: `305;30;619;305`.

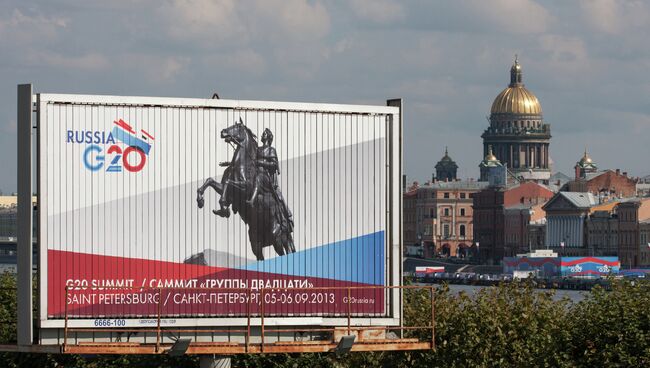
575;148;598;179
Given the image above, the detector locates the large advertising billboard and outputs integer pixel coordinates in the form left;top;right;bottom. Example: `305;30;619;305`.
37;94;401;327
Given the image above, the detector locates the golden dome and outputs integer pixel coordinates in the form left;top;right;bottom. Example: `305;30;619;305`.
485;146;498;162
479;146;503;168
580;149;592;164
577;148;596;169
491;86;542;115
490;57;542;115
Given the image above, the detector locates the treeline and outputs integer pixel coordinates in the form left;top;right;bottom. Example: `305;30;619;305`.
0;273;648;367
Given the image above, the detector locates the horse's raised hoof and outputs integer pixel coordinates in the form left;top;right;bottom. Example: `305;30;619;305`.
213;208;230;218
196;191;205;208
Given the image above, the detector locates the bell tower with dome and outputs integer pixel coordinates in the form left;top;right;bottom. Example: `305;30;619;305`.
434;147;458;181
480;56;551;183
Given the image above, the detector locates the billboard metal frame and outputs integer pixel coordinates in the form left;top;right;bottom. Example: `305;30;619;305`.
17;86;405;345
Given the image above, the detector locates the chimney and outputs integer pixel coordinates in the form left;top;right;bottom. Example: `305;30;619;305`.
575;165;581;179
616;169;620;175
623;172;628;177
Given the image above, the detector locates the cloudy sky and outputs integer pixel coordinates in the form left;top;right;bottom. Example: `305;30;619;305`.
1;0;649;192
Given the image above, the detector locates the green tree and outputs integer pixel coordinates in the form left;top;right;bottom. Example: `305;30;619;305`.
2;274;650;367
566;280;650;367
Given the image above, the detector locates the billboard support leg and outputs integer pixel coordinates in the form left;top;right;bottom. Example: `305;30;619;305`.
260;289;265;353
64;286;69;351
156;288;162;352
17;83;33;346
199;355;231;368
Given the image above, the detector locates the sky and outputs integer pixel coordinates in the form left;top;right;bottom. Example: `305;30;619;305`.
0;0;649;193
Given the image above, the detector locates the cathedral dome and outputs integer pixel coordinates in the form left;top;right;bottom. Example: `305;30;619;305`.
490;57;542;116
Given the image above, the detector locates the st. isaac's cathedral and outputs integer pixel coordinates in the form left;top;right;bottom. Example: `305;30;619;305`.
479;56;551;183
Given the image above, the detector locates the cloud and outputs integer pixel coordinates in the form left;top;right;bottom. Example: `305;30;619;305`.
203;49;267;75
580;0;650;34
349;0;405;24
403;0;551;35
159;0;247;45
120;54;190;82
467;0;551;34
0;0;649;192
159;0;330;45
538;34;588;67
252;0;330;41
34;52;110;71
0;8;68;44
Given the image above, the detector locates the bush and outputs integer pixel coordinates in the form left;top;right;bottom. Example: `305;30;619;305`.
1;276;649;367
566;281;650;367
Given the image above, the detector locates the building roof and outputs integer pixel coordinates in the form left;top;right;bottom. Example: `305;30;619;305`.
550;171;571;183
505;203;537;211
543;192;598;212
425;180;489;191
404;189;418;197
584;169;635;182
589;200;619;214
560;192;598;208
584;171;607;181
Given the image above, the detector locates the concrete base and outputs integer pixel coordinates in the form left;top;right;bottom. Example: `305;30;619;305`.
200;355;231;368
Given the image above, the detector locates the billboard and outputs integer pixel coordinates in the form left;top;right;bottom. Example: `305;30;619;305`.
504;256;620;278
559;257;620;278
37;94;401;328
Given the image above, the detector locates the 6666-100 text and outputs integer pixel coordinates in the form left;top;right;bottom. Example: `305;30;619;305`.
94;319;126;327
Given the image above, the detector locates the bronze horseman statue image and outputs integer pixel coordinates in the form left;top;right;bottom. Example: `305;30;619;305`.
196;119;295;260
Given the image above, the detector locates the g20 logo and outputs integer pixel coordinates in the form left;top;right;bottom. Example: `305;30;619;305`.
83;144;148;173
69;119;155;173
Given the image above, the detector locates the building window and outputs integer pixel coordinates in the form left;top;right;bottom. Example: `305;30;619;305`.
460;224;466;237
443;224;450;238
460;208;466;216
429;208;435;218
460;193;466;199
444;208;450;216
444;192;450;198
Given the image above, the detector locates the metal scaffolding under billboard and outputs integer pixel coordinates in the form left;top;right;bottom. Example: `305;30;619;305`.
9;90;415;353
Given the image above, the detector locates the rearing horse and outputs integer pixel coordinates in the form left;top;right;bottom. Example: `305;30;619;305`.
196;119;295;261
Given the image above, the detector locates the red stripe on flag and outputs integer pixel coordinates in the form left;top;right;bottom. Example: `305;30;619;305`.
114;119;136;134
141;129;155;140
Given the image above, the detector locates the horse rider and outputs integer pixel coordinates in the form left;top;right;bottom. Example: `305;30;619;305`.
247;128;293;228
